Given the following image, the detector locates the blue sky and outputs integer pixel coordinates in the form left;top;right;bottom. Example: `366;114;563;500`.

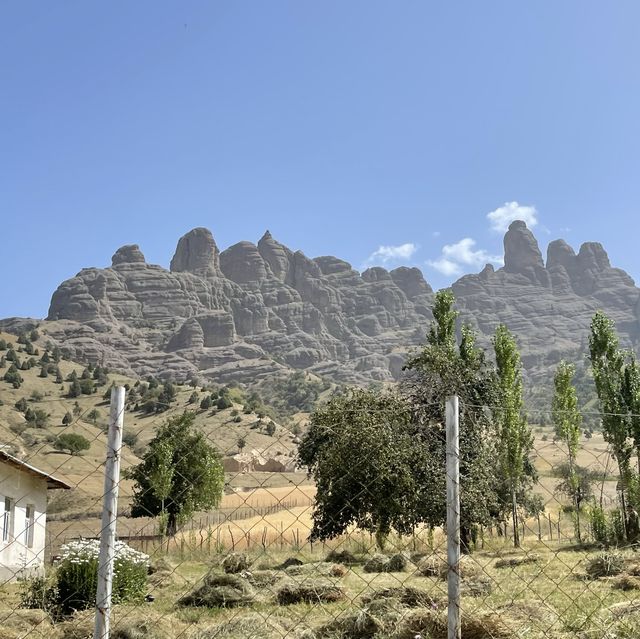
2;2;640;318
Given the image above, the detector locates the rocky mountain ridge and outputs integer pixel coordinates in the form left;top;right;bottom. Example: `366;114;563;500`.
2;221;639;386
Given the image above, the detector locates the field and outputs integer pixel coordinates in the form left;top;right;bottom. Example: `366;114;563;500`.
1;329;637;638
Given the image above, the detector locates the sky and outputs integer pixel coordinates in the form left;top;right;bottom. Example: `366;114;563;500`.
2;2;640;318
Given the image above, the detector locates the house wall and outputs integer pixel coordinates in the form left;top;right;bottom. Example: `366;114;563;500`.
0;463;48;582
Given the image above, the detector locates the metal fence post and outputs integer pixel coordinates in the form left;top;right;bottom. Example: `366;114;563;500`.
446;395;461;639
94;386;125;639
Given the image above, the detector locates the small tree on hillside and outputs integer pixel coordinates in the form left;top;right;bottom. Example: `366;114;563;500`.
552;361;583;541
128;412;224;536
54;433;91;455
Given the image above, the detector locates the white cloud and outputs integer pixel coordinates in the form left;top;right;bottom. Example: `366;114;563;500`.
365;242;418;266
427;237;503;276
487;201;538;233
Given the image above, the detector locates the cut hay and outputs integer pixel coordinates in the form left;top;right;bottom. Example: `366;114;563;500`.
585;551;626;579
613;574;640;591
460;575;492;597
325;549;361;565
240;569;282;587
0;609;56;639
494;553;540;569
317;598;406;639
417;555;448;577
417;554;481;580
277;557;304;570
178;572;256;608
397;608;515;639
222;552;251;574
195;612;290;639
276;578;346;605
362;586;441;609
362;553;408;573
148;558;180;588
285;561;347;577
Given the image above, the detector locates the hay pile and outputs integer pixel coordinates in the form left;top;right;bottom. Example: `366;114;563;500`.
0;609;56;639
417;554;481;580
240;569;282;587
316;598;406;639
325;549;362;565
276;578;346;605
585;551;626;579
362;586;441;609
222;553;251;574
363;553;408;573
285;562;348;578
613;574;640;591
178;572;256;608
494;553;540;569
195;612;293;639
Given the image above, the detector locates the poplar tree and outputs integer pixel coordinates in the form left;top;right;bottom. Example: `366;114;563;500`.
589;311;634;539
493;324;532;547
552;361;583;541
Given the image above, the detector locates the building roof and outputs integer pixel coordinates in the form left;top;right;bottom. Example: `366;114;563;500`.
0;450;72;490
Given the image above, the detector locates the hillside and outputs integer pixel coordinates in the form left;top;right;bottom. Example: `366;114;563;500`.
0;330;303;520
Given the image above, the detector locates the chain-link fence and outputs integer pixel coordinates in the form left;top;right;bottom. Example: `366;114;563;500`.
2;386;640;639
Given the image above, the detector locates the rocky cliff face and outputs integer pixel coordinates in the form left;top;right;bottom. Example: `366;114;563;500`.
4;222;639;386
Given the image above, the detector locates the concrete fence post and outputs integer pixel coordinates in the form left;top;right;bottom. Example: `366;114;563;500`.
446;395;461;639
94;386;125;639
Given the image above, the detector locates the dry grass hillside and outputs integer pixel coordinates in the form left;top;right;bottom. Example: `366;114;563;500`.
0;330;308;522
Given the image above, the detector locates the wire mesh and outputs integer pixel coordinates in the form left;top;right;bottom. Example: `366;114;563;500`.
1;374;640;639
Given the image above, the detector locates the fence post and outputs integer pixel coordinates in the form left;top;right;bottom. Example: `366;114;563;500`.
93;386;125;639
446;395;461;639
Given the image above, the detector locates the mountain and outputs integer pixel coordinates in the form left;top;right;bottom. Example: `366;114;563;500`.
2;221;639;388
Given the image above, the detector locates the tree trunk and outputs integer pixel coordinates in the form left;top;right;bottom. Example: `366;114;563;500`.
460;526;472;554
167;511;178;537
511;489;520;548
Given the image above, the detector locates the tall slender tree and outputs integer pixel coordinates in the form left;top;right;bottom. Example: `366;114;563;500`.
589;311;634;539
493;324;532;547
552;361;583;541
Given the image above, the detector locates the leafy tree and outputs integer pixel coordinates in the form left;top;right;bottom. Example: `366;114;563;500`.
237;436;246;451
62;412;73;426
0;339;6;350
67;379;82;398
552;361;583;540
299;389;418;549
54;433;91;455
15;398;28;413
55;369;63;384
156;383;177;412
266;421;276;437
4;363;23;389
79;378;95;395
217;395;233;410
129;413;224;536
555;463;599;514
87;408;101;425
6;348;19;364
493;324;533;547
200;395;212;411
39;365;48;379
402;290;501;550
29;329;39;342
25;408;49;428
188;391;199;405
72;401;82;416
589;311;636;539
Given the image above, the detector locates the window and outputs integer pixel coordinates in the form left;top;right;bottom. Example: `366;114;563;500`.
2;497;14;542
24;504;35;548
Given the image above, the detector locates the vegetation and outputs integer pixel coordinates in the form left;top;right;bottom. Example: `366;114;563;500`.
128;412;225;536
552;361;584;540
54;433;91;455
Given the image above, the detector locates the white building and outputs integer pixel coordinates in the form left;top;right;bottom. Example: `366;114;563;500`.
0;450;71;582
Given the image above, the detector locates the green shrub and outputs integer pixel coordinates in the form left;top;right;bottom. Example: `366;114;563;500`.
56;539;148;613
54;434;91;455
216;396;233;410
19;575;59;613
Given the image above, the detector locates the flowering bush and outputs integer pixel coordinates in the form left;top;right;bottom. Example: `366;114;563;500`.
55;539;149;613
